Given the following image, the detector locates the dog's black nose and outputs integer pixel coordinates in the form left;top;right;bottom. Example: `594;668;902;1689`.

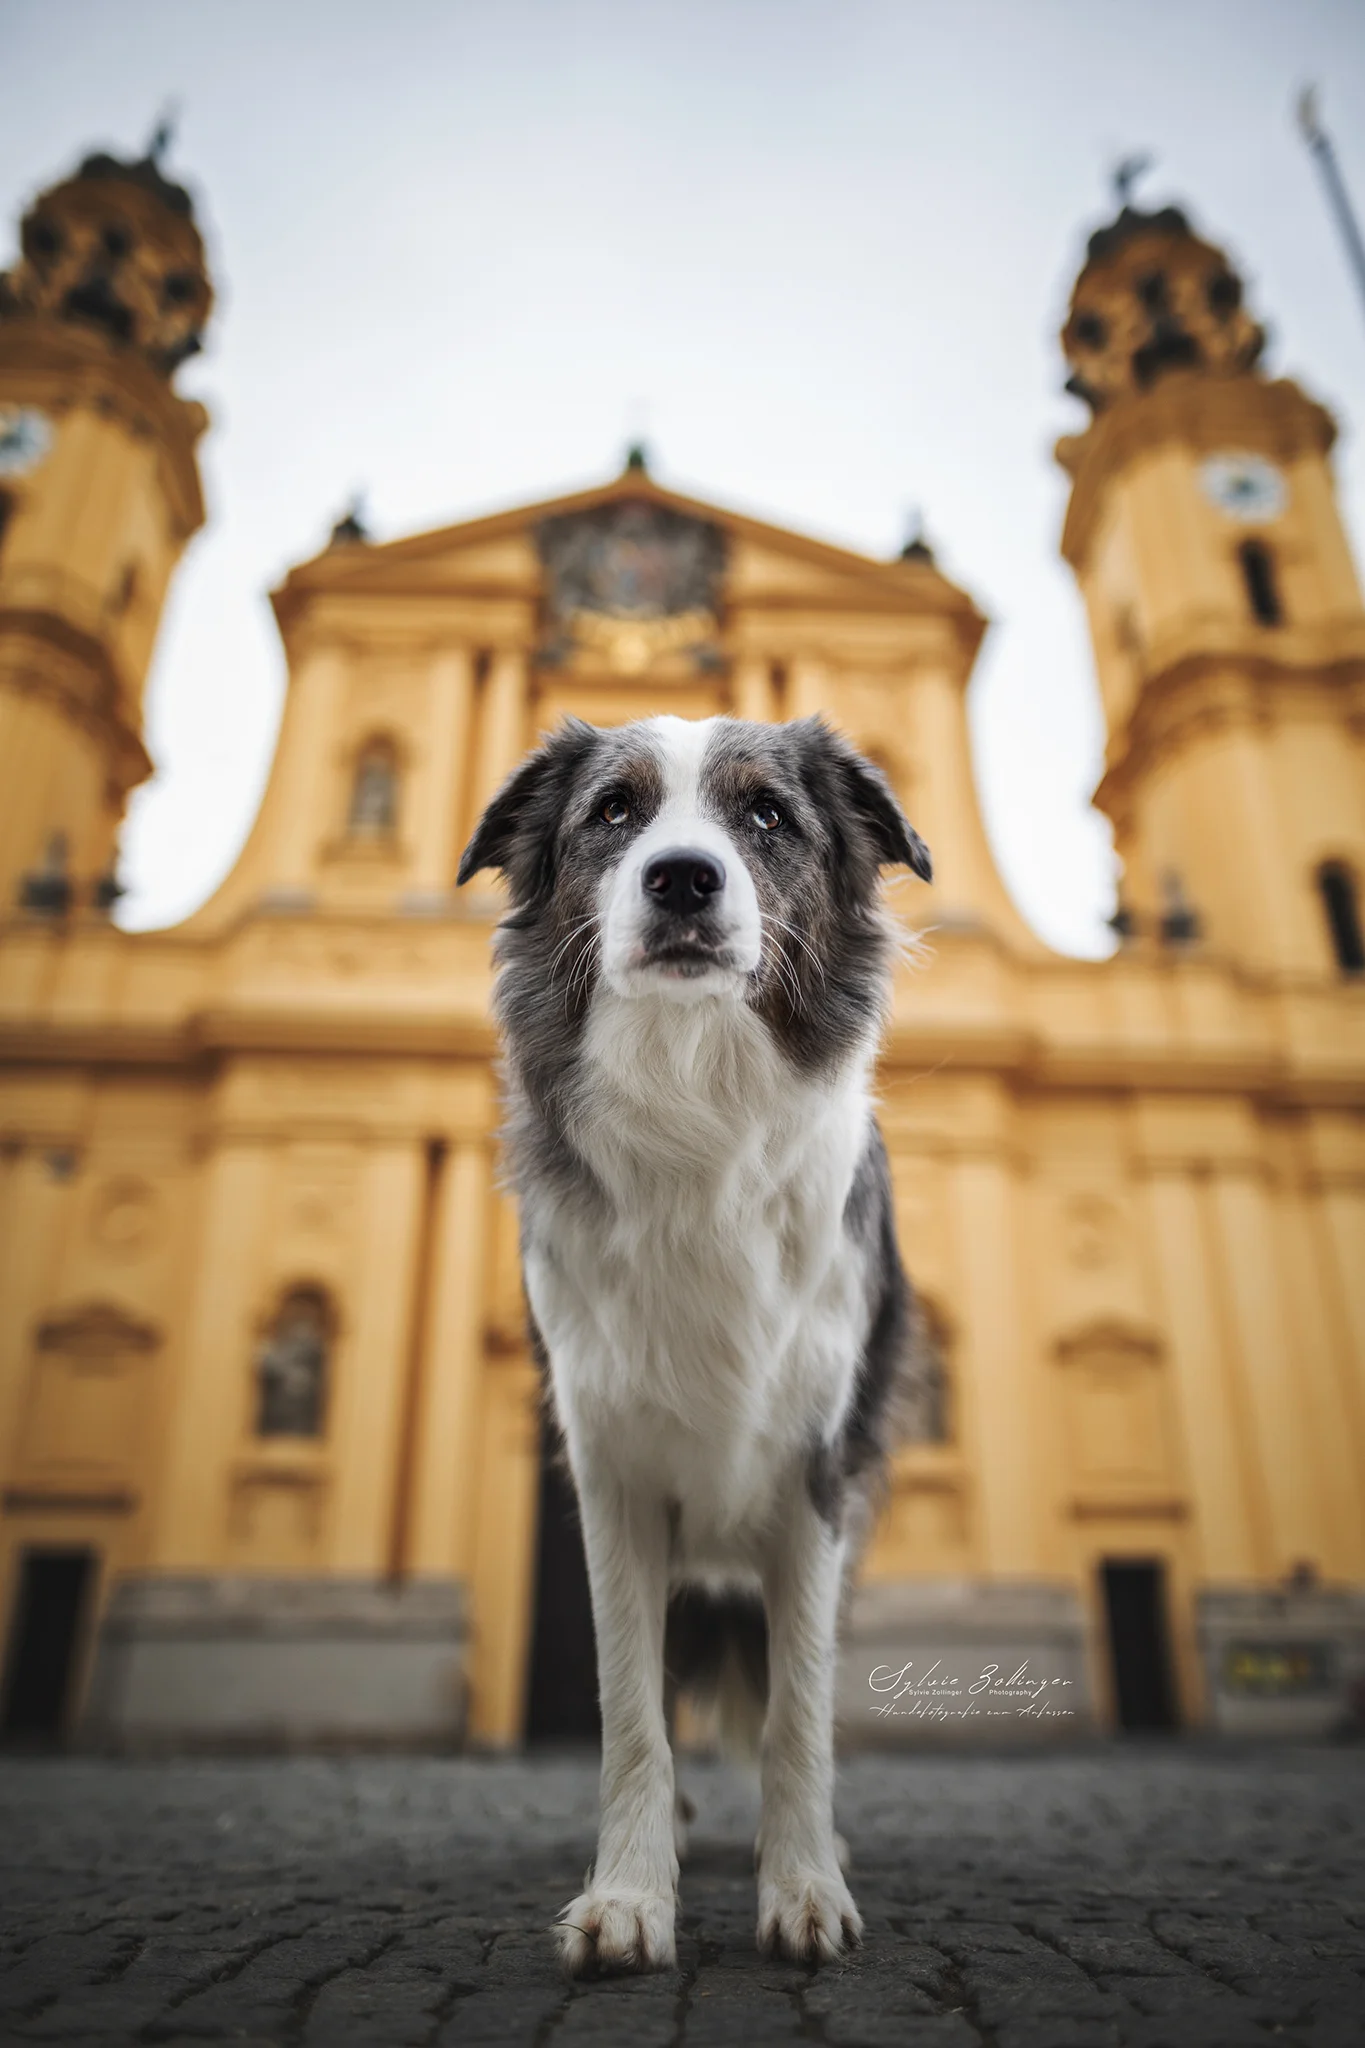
641;848;726;915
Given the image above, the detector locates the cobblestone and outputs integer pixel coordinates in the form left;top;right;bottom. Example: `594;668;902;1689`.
0;1746;1362;2045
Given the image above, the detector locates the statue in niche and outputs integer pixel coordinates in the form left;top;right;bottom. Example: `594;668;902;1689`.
347;741;398;836
255;1289;329;1438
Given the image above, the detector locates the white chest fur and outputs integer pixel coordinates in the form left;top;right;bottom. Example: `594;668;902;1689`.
523;990;875;1556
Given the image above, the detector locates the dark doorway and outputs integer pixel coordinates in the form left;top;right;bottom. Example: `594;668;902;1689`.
1100;1558;1178;1731
524;1426;600;1744
0;1547;97;1741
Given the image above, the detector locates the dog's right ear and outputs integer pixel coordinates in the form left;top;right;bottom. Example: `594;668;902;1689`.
457;718;599;903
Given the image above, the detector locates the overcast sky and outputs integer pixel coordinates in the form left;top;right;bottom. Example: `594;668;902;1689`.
3;0;1363;952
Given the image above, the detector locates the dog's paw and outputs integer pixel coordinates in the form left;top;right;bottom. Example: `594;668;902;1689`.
757;1863;862;1965
556;1887;677;1977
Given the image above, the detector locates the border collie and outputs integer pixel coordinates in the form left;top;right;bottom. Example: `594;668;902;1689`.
458;713;931;1975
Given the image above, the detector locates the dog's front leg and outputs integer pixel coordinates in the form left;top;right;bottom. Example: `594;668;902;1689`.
556;1465;677;1977
756;1487;862;1963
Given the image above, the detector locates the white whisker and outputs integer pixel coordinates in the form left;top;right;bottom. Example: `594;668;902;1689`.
765;914;829;992
548;914;600;982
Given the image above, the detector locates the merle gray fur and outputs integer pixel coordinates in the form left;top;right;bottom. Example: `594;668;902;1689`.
459;714;931;1737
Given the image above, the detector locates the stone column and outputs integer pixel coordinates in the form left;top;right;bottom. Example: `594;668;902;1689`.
1204;1164;1329;1570
329;1139;430;1572
1272;1167;1365;1574
149;1141;273;1567
1142;1165;1265;1579
412;647;476;892
467;1351;542;1746
950;1145;1041;1574
402;1138;493;1579
1301;1125;1365;1575
1314;1177;1365;1410
731;656;775;724
785;656;830;722
469;648;528;832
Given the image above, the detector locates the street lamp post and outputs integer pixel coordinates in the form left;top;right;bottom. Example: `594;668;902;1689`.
1298;86;1365;333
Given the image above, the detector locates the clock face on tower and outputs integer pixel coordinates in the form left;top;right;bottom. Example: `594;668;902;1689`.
1199;451;1288;523
0;404;53;479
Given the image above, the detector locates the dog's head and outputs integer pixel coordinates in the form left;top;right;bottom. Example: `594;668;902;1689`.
458;714;930;1071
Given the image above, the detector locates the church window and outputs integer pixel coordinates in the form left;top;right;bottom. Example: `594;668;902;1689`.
905;1300;953;1446
1207;269;1242;319
347;737;399;837
1239;539;1282;626
1318;861;1365;974
254;1286;331;1439
25;214;62;261
1136;270;1170;314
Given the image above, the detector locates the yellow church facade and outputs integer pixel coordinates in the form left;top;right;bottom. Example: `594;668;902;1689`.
1;143;1362;1749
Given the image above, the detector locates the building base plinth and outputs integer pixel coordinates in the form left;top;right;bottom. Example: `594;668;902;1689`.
82;1575;469;1751
1197;1586;1365;1738
837;1579;1095;1744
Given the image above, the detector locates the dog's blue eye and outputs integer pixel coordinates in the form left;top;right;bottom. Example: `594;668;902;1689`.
600;795;631;826
752;801;783;833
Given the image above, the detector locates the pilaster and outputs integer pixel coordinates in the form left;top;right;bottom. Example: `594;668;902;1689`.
411;648;477;892
949;1145;1042;1574
469;648;528;830
149;1141;273;1569
402;1138;493;1578
328;1139;429;1572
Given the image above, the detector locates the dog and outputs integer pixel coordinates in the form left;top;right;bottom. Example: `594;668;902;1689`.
458;712;931;1975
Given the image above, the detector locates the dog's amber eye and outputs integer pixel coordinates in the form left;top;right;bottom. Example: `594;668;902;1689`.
600;794;631;826
751;800;784;833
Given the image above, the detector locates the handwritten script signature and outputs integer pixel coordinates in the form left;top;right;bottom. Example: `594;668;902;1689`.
867;1659;1076;1721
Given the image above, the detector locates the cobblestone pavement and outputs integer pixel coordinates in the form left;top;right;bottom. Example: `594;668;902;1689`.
1;1747;1364;2048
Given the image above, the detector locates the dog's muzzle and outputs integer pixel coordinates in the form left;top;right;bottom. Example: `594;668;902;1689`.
637;846;733;974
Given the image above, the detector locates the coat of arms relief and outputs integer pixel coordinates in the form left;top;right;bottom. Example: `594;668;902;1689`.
535;500;727;675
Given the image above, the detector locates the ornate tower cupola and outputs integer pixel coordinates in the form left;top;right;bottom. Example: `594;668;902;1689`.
0;129;211;920
1061;201;1265;415
1056;187;1365;980
0;127;213;377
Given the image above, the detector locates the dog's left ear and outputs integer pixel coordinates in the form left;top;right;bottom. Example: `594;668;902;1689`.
797;719;932;881
457;718;599;902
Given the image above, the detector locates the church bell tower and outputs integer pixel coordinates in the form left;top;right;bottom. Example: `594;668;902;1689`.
0;134;211;918
1057;196;1365;978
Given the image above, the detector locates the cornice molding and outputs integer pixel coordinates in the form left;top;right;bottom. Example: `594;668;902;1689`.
0;609;154;792
1094;642;1365;819
2;1010;1359;1110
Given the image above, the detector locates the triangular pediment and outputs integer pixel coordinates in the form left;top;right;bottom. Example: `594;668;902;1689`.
272;467;984;638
